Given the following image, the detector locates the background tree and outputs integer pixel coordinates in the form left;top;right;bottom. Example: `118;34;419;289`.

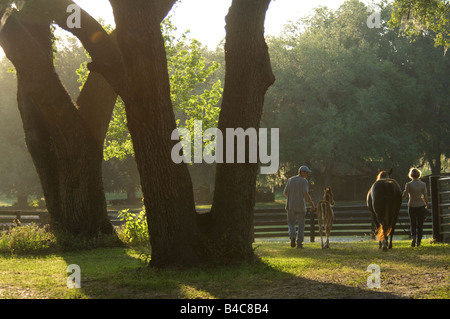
382;1;449;175
262;0;425;200
389;0;450;50
384;32;450;175
0;58;41;207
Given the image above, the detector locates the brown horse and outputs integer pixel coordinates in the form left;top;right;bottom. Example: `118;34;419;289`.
317;187;335;249
367;169;402;251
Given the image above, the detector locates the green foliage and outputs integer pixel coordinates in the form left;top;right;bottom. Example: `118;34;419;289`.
117;208;149;246
0;224;55;255
0;223;123;254
262;0;450;192
95;17;223;163
103;98;134;161
389;0;450;50
265;0;421;181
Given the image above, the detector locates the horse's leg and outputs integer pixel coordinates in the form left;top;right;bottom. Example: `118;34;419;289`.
372;215;381;249
389;227;395;249
318;210;324;248
325;227;330;248
325;217;331;248
319;222;324;249
382;240;388;251
375;222;382;249
381;226;388;251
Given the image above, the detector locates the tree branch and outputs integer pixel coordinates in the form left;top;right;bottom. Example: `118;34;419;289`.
77;71;118;147
109;0;177;24
0;10;101;150
45;0;125;95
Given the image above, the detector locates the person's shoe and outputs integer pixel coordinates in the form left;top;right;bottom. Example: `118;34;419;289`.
417;240;421;247
290;238;296;248
296;243;304;249
411;239;416;247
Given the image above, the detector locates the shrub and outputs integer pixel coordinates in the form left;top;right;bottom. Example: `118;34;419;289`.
118;208;149;246
0;224;55;255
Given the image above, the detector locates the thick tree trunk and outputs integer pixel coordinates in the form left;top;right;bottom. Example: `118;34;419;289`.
16;83;61;220
16;75;114;237
0;9;116;238
110;0;204;267
209;0;275;262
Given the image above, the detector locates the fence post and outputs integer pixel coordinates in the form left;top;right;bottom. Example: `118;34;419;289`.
14;211;21;226
309;208;315;242
429;175;442;242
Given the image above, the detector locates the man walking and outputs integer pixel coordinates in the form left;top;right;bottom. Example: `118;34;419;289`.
284;165;315;248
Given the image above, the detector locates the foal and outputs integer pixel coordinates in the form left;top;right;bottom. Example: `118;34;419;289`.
317;187;335;249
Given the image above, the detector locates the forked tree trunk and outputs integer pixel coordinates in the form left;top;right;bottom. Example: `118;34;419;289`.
2;0;275;267
110;0;204;267
0;9;116;238
209;0;275;262
17;73;114;237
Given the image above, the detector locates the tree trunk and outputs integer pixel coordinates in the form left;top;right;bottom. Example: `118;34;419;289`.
16;194;28;209
209;0;275;262
110;0;205;267
0;9;116;238
16;83;61;220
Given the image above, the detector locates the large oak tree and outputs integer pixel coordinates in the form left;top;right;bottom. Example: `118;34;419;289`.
0;0;274;267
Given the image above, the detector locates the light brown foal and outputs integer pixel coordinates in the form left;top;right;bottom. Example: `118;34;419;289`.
317;187;335;249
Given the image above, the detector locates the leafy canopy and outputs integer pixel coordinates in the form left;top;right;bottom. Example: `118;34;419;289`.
389;0;450;51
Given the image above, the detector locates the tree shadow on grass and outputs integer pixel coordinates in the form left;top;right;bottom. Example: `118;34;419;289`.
56;239;449;300
61;245;400;299
267;239;450;270
176;258;400;299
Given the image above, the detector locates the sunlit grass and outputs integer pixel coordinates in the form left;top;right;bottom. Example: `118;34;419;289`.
0;239;448;299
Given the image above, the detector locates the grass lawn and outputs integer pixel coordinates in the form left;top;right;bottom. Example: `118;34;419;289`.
0;239;448;299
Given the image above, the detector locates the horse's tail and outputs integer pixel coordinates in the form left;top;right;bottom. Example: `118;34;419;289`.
375;180;398;241
376;225;392;242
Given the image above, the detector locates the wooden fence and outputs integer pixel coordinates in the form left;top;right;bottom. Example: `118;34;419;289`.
253;205;432;241
1;205;431;242
430;176;450;242
1;176;447;242
0;210;50;231
0;209;125;231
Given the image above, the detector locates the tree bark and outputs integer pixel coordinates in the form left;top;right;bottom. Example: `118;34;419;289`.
109;0;204;267
0;8;117;238
209;0;275;262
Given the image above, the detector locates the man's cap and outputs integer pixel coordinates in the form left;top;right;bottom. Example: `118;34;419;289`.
299;165;312;173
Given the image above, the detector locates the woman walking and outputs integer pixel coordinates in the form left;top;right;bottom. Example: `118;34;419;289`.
402;168;429;247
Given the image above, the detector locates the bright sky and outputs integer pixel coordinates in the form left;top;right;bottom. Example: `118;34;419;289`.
71;0;350;48
0;0;371;57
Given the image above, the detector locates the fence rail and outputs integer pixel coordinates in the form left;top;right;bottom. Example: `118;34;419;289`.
0;204;437;242
0;210;50;231
253;205;432;240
